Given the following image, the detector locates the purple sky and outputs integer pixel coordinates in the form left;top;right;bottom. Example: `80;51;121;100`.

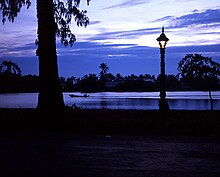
0;0;220;78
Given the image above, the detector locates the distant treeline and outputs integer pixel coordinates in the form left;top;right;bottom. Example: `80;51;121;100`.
0;72;219;93
60;73;180;92
0;74;39;93
1;54;220;93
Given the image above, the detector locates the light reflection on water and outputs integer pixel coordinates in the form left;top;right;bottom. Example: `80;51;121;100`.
64;91;220;110
0;91;220;110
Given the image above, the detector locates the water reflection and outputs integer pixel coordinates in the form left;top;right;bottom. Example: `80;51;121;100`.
0;92;220;110
64;92;220;110
100;97;107;109
168;99;214;110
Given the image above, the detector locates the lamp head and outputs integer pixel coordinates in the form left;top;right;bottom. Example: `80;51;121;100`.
157;27;169;48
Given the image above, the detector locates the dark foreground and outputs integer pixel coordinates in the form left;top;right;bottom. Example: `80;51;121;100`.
0;108;220;135
0;109;220;177
0;133;220;177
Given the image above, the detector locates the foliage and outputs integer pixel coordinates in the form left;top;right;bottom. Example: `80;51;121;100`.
166;74;179;89
0;60;22;75
116;73;123;80
99;63;109;78
79;74;101;92
0;0;91;110
177;53;220;89
0;0;90;47
157;74;179;89
52;0;90;46
0;61;39;92
0;0;31;23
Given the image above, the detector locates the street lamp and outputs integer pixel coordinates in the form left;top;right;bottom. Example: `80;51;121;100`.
157;26;170;111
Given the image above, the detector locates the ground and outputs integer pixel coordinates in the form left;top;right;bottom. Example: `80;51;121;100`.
0;133;220;177
0;109;220;135
0;109;220;177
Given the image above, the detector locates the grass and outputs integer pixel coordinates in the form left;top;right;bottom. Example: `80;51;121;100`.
0;108;220;135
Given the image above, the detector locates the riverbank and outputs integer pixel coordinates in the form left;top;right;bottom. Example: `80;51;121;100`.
0;108;220;135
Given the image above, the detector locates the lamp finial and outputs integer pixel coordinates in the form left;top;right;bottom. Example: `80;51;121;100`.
162;26;164;33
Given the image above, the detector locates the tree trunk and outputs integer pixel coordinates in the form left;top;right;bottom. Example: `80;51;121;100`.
36;0;65;111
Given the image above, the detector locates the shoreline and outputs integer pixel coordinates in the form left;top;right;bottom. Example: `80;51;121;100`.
0;108;220;136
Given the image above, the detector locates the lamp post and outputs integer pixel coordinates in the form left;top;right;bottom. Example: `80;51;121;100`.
157;27;170;111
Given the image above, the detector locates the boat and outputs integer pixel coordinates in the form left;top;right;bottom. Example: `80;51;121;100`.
69;93;90;98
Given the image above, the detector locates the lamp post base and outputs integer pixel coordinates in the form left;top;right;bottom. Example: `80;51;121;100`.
159;99;170;111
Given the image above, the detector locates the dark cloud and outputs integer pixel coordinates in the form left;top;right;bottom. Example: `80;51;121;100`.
155;9;220;28
103;0;151;9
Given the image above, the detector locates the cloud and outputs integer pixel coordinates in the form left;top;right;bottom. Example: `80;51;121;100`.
154;16;175;23
199;31;220;35
156;9;220;28
56;42;220;77
2;40;220;78
86;27;159;42
57;41;157;60
57;42;138;57
0;43;36;58
103;0;151;9
88;21;102;25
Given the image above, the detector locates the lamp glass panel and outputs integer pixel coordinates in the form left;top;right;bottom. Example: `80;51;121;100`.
159;41;166;48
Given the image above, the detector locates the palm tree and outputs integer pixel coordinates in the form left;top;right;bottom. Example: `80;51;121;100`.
0;60;22;76
99;63;109;79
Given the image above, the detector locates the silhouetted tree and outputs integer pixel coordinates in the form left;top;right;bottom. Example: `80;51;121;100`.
0;0;90;111
143;74;155;80
125;74;137;80
21;74;39;92
178;53;220;110
99;63;109;88
99;63;109;78
0;60;22;92
65;76;77;90
105;73;115;81
80;74;100;92
166;74;179;90
178;54;220;87
0;60;22;76
115;73;123;80
59;77;66;83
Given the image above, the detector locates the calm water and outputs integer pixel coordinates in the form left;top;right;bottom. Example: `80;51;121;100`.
0;91;220;110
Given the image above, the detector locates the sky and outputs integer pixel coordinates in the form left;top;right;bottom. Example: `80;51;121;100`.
0;0;220;78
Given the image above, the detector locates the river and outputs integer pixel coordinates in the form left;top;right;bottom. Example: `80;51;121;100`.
0;91;220;110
